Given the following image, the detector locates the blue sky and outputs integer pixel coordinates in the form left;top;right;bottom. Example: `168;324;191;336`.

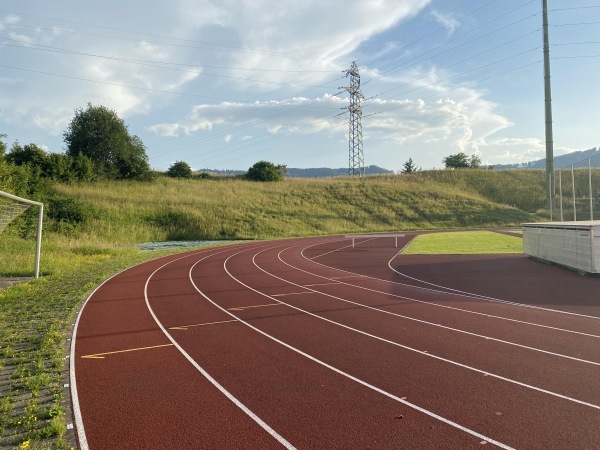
1;0;600;172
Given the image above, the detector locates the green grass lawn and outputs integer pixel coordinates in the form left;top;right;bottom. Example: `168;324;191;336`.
402;230;523;255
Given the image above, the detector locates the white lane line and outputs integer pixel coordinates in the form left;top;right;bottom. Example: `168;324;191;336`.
301;237;600;322
144;245;297;450
245;246;600;411
188;249;515;450
279;247;600;339
307;237;376;260
296;245;600;339
69;246;231;450
387;254;600;320
269;249;600;366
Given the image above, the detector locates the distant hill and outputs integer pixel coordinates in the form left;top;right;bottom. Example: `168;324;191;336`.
196;165;394;178
494;147;600;170
285;165;393;178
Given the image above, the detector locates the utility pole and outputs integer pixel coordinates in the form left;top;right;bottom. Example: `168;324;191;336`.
543;0;555;216
343;62;364;177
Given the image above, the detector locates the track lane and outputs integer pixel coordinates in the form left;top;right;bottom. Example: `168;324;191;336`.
223;243;600;446
276;243;600;363
73;244;294;450
299;239;600;335
146;239;495;449
73;234;600;449
186;245;514;449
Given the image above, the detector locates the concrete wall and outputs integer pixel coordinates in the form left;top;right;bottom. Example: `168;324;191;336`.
523;221;600;274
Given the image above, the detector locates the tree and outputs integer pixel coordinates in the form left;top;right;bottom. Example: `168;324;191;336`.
0;134;7;159
167;160;193;178
6;142;49;167
63;103;152;180
442;152;483;169
401;158;420;174
442;152;470;169
469;154;482;168
245;160;287;181
72;152;97;181
43;153;73;182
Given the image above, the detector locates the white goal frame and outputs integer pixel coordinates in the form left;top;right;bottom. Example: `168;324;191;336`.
0;190;44;278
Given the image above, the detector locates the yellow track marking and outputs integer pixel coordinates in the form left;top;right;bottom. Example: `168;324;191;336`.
228;303;281;311
169;319;238;331
81;343;174;359
271;292;313;297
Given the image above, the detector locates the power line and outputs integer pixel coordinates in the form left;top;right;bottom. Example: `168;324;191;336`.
364;4;539;85
1;36;340;73
365;0;502;67
1;37;342;88
0;10;330;61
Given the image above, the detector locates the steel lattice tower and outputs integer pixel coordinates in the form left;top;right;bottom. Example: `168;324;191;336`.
344;62;364;177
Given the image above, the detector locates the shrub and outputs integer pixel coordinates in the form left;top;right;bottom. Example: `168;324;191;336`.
246;161;287;182
167;161;193;178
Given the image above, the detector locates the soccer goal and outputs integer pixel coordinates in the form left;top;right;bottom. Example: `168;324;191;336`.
0;190;44;278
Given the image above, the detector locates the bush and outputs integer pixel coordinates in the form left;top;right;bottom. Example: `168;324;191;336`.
46;196;95;224
246;161;287;182
167;161;193;178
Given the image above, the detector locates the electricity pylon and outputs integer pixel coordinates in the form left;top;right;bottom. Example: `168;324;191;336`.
343;62;364;177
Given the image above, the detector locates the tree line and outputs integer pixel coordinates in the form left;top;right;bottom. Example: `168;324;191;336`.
2;104;153;184
400;152;487;173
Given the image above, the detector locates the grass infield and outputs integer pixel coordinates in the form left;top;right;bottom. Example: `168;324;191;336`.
402;231;523;255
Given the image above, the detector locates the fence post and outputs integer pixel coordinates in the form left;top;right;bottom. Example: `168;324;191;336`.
559;169;563;221
589;158;594;221
572;165;577;221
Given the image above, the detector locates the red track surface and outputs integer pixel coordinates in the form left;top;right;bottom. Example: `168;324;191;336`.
70;233;600;449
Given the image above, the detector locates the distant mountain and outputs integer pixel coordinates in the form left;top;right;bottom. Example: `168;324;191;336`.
285;165;393;178
196;165;394;178
494;147;600;170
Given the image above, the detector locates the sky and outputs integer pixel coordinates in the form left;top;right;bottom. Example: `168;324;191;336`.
1;0;600;172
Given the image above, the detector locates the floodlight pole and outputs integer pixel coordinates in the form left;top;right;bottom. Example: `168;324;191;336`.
543;0;555;216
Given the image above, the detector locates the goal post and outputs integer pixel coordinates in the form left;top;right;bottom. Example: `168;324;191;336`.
0;190;44;278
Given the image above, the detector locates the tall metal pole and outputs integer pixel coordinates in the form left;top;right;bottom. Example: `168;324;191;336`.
543;0;555;214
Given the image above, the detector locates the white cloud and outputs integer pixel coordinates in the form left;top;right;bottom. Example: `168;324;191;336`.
148;123;180;137
430;10;460;35
0;14;20;32
175;0;432;89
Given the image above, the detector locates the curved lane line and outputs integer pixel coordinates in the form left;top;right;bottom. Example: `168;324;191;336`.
272;247;600;366
307;237;377;259
243;244;600;411
187;246;516;449
304;236;600;321
297;242;600;338
70;247;221;450
143;244;297;450
388;253;600;320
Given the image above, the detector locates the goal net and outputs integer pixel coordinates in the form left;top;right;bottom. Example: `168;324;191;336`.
0;190;44;278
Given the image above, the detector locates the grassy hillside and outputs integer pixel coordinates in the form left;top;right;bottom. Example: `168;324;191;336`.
53;173;539;241
1;170;546;277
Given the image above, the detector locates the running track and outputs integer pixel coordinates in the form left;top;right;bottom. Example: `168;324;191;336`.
70;232;600;449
